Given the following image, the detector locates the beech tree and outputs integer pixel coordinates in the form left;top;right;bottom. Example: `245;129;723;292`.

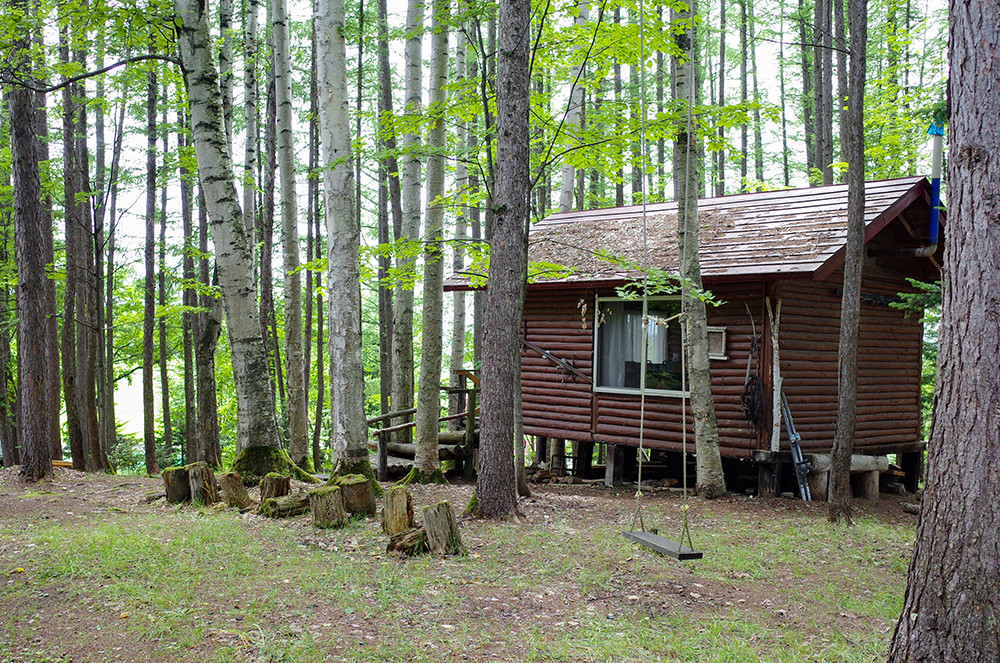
887;0;1000;658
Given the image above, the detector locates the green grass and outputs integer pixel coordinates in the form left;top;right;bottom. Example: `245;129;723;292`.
0;494;912;663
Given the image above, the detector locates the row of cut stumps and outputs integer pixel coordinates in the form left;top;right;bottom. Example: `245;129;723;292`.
161;461;463;557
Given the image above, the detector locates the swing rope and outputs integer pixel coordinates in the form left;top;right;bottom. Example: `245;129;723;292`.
628;0;697;554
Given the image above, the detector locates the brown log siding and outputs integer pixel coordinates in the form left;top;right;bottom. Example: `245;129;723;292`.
520;272;923;457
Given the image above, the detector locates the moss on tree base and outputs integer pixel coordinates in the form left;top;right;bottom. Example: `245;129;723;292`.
396;467;447;487
463;491;479;517
231;446;320;485
329;459;382;497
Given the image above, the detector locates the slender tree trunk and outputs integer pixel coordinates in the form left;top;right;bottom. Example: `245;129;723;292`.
316;0;373;476
412;0;450;481
104;100;126;465
261;69;283;421
559;0;589;213
158;85;173;461
180;113;197;465
392;0;423;443
827;0;866;523
778;0;790;186
834;0;847;180
176;0;283;455
748;0;763;182
220;0;235;146
376;0;395;423
244;0;260;261
888;1;1000;658
674;5;726;498
273;0;308;467
797;0;815;177
142;64;159;475
739;0;748;182
306;27;321;470
613;5;624;207
195;190;223;466
715;0;726;197
813;0;834;184
449;23;468;430
477;0;529;518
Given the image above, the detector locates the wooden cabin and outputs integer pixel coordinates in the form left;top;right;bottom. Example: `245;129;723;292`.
455;177;941;495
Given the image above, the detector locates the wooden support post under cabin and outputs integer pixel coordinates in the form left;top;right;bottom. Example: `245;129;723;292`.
755;452;783;497
535;436;548;467
422;501;464;555
334;474;376;516
381;485;415;536
220;471;252;508
258;492;310;518
605;443;625;487
549;439;565;476
309;485;348;528
900;451;922;494
463;389;478;479
260;472;291;502
163;466;192;503
574;441;594;478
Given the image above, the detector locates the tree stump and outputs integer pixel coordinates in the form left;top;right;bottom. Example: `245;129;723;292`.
309;485;347;528
387;527;427;556
187;461;218;505
380;486;415;536
260;472;291;502
220;471;252;508
422;501;464;555
334;474;376;516
258;492;310;518
163;466;191;504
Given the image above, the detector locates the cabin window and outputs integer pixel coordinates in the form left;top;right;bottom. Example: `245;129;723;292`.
594;297;687;395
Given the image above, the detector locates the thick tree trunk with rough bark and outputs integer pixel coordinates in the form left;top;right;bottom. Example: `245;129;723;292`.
316;0;373;476
176;0;282;454
273;0;309;468
827;0;866;523
674;7;726;498
887;2;1000;659
412;0;450;481
476;0;529;519
10;21;52;480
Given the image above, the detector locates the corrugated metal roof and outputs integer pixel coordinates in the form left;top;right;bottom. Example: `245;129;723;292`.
522;176;931;285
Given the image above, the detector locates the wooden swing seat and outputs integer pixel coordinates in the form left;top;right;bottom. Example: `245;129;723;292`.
622;530;703;560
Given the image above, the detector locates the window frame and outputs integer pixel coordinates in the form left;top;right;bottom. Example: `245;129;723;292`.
592;294;690;399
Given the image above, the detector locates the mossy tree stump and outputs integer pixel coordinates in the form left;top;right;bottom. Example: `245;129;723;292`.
260;472;291;502
187;461;218;505
422;501;464;555
387;527;427;556
231;446;320;485
380;486;415;536
309;485;348;528
163;466;191;504
220;471;252;508
330;474;376;516
258;492;310;518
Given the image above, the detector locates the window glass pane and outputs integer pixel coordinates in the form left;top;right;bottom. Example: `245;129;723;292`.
596;298;684;392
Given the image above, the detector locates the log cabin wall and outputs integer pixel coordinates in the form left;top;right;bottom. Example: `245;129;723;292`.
521;284;765;457
776;271;924;452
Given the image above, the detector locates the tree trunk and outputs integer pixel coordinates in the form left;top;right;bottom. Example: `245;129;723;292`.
558;0;589;213
887;1;1000;658
273;0;309;468
412;0;450;481
180;114;198;465
195;190;223;466
827;0;866;524
316;0;373;476
674;5;726;498
476;0;529;519
449;18;468;432
158;89;173;462
142;64;160;475
10;17;52;480
391;0;423;447
176;0;283;455
243;0;260;248
797;0;815;177
715;0;726;197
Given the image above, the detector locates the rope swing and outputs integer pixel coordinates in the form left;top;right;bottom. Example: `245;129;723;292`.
621;0;703;561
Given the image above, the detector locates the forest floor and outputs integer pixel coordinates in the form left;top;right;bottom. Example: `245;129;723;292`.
0;466;918;663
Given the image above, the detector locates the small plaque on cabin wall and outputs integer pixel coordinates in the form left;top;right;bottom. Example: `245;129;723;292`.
707;327;728;360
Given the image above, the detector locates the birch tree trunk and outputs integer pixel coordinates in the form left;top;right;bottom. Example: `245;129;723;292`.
316;0;373;477
674;6;726;498
558;0;589;213
176;0;282;457
449;23;468;431
887;1;1000;657
391;0;423;444
476;0;530;519
243;0;260;250
273;0;309;467
410;0;450;482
